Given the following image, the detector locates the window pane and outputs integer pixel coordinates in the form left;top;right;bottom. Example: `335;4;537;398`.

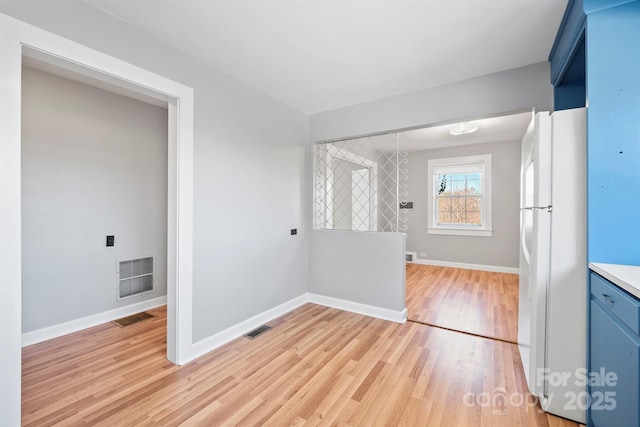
451;180;466;193
451;196;465;212
450;211;465;224
437;197;451;212
466;211;482;225
436;194;484;226
466;196;482;211
466;180;481;194
437;211;451;223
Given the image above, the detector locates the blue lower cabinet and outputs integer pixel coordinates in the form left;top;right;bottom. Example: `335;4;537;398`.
589;272;640;426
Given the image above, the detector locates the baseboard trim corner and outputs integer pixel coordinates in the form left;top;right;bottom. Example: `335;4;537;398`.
22;296;168;347
409;258;519;274
308;293;407;324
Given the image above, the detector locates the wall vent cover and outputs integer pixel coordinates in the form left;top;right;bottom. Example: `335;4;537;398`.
245;325;272;339
118;257;154;300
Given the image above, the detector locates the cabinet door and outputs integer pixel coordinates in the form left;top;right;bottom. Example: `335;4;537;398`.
590;300;640;426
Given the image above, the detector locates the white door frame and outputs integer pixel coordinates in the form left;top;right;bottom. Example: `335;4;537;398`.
0;13;194;424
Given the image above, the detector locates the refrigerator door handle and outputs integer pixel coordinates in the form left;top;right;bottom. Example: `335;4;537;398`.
520;205;553;212
520;209;532;301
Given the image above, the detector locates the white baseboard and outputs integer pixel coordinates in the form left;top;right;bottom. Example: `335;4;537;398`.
189;294;309;362
188;293;407;362
22;296;167;347
308;293;407;324
23;292;409;361
409;258;519;274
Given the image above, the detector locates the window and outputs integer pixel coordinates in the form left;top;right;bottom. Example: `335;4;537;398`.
427;154;492;237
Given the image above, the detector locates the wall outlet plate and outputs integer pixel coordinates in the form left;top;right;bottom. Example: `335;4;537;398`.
290;228;297;236
106;235;115;247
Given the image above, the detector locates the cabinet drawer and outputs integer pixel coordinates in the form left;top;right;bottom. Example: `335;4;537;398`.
591;272;640;335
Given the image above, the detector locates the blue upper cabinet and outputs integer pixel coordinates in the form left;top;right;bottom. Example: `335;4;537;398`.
583;0;638;13
551;0;640;265
549;0;586;111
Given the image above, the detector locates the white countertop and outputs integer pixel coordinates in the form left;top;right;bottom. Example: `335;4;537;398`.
590;262;640;300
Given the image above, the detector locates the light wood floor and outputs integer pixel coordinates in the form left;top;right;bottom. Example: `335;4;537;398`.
406;264;519;343
22;304;580;426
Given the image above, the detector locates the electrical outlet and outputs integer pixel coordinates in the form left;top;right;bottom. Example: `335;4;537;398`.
419;252;427;258
290;228;297;236
106;235;115;247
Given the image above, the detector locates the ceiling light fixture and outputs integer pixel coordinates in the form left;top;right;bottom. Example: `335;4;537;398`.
449;122;479;136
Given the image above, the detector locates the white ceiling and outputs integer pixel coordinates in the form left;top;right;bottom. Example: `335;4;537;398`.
82;0;568;115
398;112;532;152
352;111;531;153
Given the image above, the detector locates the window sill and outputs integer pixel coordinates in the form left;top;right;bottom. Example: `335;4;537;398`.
427;227;493;237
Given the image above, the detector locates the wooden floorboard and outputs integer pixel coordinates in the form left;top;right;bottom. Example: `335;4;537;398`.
22;304;581;426
406;263;520;343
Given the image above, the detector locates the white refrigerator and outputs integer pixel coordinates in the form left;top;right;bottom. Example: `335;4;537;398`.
518;107;587;423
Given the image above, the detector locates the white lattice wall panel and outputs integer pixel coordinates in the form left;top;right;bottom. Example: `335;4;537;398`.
314;133;408;232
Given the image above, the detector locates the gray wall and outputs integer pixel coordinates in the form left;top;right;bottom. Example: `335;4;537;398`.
309;230;405;312
21;67;169;332
0;1;309;343
310;61;553;143
405;141;521;268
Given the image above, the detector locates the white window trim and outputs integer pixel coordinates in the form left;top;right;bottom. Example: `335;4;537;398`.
427;154;493;237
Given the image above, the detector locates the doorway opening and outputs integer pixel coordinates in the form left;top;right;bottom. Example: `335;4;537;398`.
15;45;192;363
1;36;193;369
335;111;530;342
398;112;529;343
20;56;170;350
2;21;194;420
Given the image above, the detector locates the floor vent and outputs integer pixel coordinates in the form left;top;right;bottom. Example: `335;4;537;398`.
113;311;154;327
245;325;272;339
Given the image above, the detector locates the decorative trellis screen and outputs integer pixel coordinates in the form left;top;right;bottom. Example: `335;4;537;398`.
314;133;408;232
